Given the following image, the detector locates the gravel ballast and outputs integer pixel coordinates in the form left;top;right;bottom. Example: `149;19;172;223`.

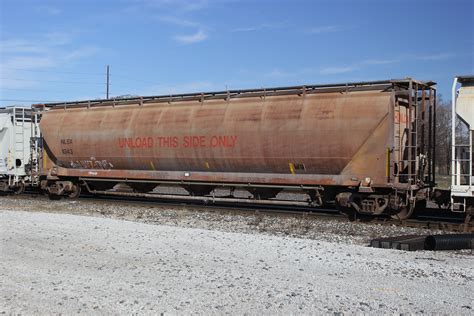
0;196;459;245
1;207;473;314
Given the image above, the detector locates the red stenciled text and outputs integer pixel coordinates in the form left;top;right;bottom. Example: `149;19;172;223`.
118;135;238;149
118;137;154;149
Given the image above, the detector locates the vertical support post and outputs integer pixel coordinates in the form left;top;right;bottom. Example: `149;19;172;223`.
106;65;110;99
407;81;413;183
452;78;458;188
386;147;391;183
470;129;472;187
428;88;433;183
433;88;436;185
22;108;25;173
12;107;16;180
389;86;396;183
414;83;419;180
421;89;425;154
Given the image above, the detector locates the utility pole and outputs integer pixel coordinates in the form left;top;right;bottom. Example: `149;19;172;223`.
106;65;110;99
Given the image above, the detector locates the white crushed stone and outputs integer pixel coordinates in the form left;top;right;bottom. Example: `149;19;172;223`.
0;196;454;245
1;209;472;314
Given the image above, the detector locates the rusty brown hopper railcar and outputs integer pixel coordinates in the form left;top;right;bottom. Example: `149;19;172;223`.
34;79;436;219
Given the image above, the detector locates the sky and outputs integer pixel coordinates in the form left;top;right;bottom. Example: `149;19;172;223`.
0;0;473;106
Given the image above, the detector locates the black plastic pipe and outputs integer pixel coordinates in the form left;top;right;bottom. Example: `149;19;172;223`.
425;234;474;251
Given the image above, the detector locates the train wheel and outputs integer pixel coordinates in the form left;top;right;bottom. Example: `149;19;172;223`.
68;184;81;199
12;182;25;195
337;206;357;221
390;203;415;220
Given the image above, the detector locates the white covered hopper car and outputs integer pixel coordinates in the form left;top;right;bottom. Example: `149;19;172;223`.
0;107;38;193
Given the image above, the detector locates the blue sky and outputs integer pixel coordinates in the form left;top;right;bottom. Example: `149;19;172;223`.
0;0;473;105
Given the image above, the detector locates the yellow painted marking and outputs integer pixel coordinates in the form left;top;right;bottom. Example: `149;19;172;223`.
289;162;296;175
150;161;156;170
43;152;48;170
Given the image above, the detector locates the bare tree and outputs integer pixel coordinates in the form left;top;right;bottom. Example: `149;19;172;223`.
435;95;470;177
435;97;451;175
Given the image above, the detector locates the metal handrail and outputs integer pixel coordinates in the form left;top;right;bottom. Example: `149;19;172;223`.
32;78;436;110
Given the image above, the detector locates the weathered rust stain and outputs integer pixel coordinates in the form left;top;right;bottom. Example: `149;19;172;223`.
39;88;394;187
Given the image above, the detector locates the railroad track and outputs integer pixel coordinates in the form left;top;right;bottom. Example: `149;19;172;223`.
8;190;472;232
85;193;473;230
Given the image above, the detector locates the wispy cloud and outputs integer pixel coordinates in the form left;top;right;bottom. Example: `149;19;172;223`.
232;23;283;33
2;56;56;69
362;58;400;65
133;0;210;12
254;50;457;82
158;14;208;44
309;25;341;34
0;39;47;54
172;0;209;11
174;30;208;44
63;46;100;60
232;23;341;34
415;53;455;61
319;52;456;76
262;67;317;79
139;81;216;96
0;32;71;54
158;16;200;28
0;32;100;89
264;69;292;78
319;66;359;75
36;6;62;15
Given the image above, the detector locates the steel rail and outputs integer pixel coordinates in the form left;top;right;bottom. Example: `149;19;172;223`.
9;189;472;232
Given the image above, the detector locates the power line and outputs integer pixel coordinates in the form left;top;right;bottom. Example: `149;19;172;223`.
2;67;165;86
1;77;106;85
1;66;104;76
0;88;105;95
110;73;160;85
2;67;160;85
0;99;67;103
1;78;132;89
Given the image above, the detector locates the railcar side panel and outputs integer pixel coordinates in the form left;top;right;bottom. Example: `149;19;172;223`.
39;91;392;187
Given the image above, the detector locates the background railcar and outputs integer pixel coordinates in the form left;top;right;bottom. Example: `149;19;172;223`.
0;107;37;193
451;76;474;214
